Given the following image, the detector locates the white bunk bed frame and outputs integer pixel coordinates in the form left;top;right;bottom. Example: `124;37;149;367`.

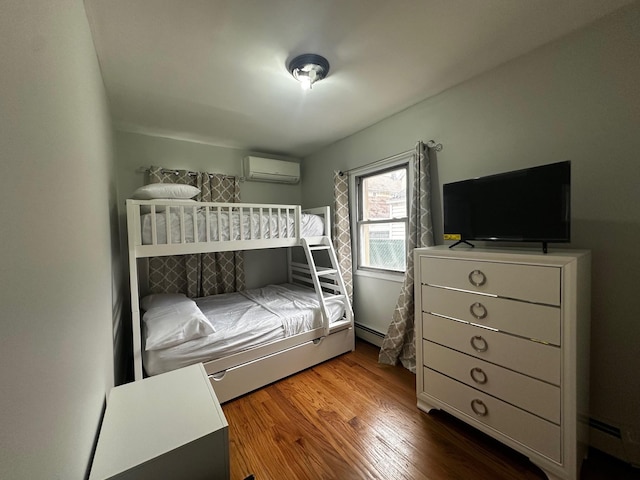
126;199;354;403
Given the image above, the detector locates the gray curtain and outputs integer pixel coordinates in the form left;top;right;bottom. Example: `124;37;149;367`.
379;142;434;372
333;171;353;304
147;166;245;298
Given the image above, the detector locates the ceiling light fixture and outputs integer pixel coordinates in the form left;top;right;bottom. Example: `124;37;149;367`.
288;54;330;91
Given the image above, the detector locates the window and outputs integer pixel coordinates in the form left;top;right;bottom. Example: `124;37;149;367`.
351;157;410;278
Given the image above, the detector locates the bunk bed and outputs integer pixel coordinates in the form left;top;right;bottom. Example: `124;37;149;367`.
126;198;354;403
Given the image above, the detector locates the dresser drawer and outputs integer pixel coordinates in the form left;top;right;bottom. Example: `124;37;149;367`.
422;313;560;385
422;285;561;345
420;256;561;305
423;340;560;423
423;368;561;462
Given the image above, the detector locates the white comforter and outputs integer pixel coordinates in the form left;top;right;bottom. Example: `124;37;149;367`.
141;210;324;244
142;283;345;375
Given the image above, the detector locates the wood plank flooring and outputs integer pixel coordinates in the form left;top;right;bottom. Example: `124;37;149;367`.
221;339;638;480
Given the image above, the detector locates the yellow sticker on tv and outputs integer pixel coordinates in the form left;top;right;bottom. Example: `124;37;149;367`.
444;234;461;241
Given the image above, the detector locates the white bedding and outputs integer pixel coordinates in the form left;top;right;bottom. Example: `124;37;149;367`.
143;283;345;375
141;210;324;244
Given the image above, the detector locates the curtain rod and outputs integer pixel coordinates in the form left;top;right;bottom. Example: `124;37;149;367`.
426;139;444;151
339;139;443;176
136;166;236;180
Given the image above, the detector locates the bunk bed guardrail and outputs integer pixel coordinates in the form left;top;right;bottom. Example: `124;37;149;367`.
126;199;331;256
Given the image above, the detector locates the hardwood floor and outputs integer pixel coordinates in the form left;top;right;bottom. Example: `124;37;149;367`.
221;339;639;480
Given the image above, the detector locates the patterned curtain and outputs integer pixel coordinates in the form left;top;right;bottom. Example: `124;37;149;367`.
378;142;434;372
333;171;353;304
147;166;245;298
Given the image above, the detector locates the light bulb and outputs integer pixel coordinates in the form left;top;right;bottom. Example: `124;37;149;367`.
300;75;312;90
296;67;317;90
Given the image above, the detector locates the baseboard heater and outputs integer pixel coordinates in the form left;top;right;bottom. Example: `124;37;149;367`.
354;323;386;347
589;417;640;468
589;417;621;439
355;323;385;338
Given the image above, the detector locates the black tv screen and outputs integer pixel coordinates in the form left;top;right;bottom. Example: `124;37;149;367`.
443;161;570;248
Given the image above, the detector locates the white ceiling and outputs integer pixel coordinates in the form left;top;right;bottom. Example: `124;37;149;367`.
85;0;633;158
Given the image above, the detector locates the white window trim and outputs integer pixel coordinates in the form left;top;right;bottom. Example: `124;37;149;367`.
349;151;414;283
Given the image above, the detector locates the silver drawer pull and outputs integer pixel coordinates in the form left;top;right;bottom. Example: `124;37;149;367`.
471;399;488;416
468;269;487;287
470;335;488;352
470;367;488;384
469;302;488;320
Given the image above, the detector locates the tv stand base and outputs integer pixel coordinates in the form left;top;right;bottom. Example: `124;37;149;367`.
449;240;475;249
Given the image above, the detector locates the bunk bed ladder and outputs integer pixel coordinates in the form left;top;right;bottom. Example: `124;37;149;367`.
299;237;352;337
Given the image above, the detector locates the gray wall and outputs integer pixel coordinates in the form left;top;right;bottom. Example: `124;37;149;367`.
302;3;640;460
0;1;120;479
115;131;304;290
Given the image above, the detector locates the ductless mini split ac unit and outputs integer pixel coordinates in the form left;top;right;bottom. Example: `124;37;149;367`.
243;156;300;184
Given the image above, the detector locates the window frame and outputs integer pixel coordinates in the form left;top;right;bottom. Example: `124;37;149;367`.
349;151;413;282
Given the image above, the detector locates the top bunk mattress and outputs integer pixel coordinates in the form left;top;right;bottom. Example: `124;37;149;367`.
142;283;345;376
140;209;324;244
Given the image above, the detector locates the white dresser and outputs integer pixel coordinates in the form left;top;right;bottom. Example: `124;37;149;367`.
90;363;229;480
415;246;590;480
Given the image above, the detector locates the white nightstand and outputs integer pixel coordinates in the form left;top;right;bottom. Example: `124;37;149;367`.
90;363;229;480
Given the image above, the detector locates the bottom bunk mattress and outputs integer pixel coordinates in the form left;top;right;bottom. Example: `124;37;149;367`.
143;283;346;376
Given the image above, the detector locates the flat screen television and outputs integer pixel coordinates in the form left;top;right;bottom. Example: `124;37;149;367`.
443;160;570;253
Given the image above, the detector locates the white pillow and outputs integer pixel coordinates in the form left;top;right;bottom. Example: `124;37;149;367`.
132;183;200;200
142;301;215;351
140;292;191;311
139;199;198;214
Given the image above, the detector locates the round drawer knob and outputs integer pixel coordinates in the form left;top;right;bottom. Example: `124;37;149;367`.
470;367;488;384
469;302;488;320
471;399;488;416
470;335;488;352
468;269;487;287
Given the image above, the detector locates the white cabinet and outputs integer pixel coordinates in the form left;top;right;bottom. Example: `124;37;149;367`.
415;246;590;480
90;363;229;480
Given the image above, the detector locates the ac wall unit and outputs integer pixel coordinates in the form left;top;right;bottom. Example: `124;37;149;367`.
243;156;300;184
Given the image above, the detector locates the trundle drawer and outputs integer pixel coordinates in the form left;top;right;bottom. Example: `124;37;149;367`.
423;368;561;462
421;285;561;345
208;327;354;403
420;257;561;305
423;340;560;423
422;313;560;385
